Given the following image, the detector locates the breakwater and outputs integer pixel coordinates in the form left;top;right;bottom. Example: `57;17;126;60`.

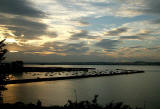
4;70;144;84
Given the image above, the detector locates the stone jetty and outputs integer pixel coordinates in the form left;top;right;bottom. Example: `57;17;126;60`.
3;69;144;84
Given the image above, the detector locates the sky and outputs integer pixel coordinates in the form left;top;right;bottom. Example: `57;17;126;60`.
0;0;160;62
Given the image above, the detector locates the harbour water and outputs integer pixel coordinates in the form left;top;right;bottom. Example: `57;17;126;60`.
2;65;160;109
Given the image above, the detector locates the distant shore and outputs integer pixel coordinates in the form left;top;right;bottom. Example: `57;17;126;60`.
23;62;160;65
23;67;95;72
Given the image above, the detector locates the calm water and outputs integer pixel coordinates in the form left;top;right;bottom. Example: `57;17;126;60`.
2;65;160;109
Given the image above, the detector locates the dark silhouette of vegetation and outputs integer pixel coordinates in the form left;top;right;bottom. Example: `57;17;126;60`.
0;39;7;63
0;95;143;109
0;39;23;74
0;39;8;104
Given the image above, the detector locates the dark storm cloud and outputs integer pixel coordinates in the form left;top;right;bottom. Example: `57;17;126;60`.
6;26;44;39
151;18;160;24
119;29;155;40
70;30;98;40
3;17;46;30
66;42;85;48
0;15;57;39
147;46;160;50
64;43;89;53
7;41;89;56
143;0;160;15
0;0;57;39
43;42;89;54
105;27;128;36
95;39;120;51
119;36;143;40
0;16;46;35
0;0;44;17
47;32;58;37
79;21;90;25
59;42;89;54
129;46;143;49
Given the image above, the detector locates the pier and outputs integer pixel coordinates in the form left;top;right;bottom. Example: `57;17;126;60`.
3;69;144;84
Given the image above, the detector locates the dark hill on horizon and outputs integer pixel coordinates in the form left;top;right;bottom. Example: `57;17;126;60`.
23;62;160;65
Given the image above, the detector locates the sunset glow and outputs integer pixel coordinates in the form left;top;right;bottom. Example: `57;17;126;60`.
6;38;16;43
0;0;160;62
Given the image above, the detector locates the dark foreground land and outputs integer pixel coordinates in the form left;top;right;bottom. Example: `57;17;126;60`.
0;95;143;109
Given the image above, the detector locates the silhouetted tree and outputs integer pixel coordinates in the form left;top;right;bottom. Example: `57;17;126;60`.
0;39;8;104
0;39;7;64
37;100;42;107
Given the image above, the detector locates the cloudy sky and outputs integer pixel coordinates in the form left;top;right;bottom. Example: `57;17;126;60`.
0;0;160;62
